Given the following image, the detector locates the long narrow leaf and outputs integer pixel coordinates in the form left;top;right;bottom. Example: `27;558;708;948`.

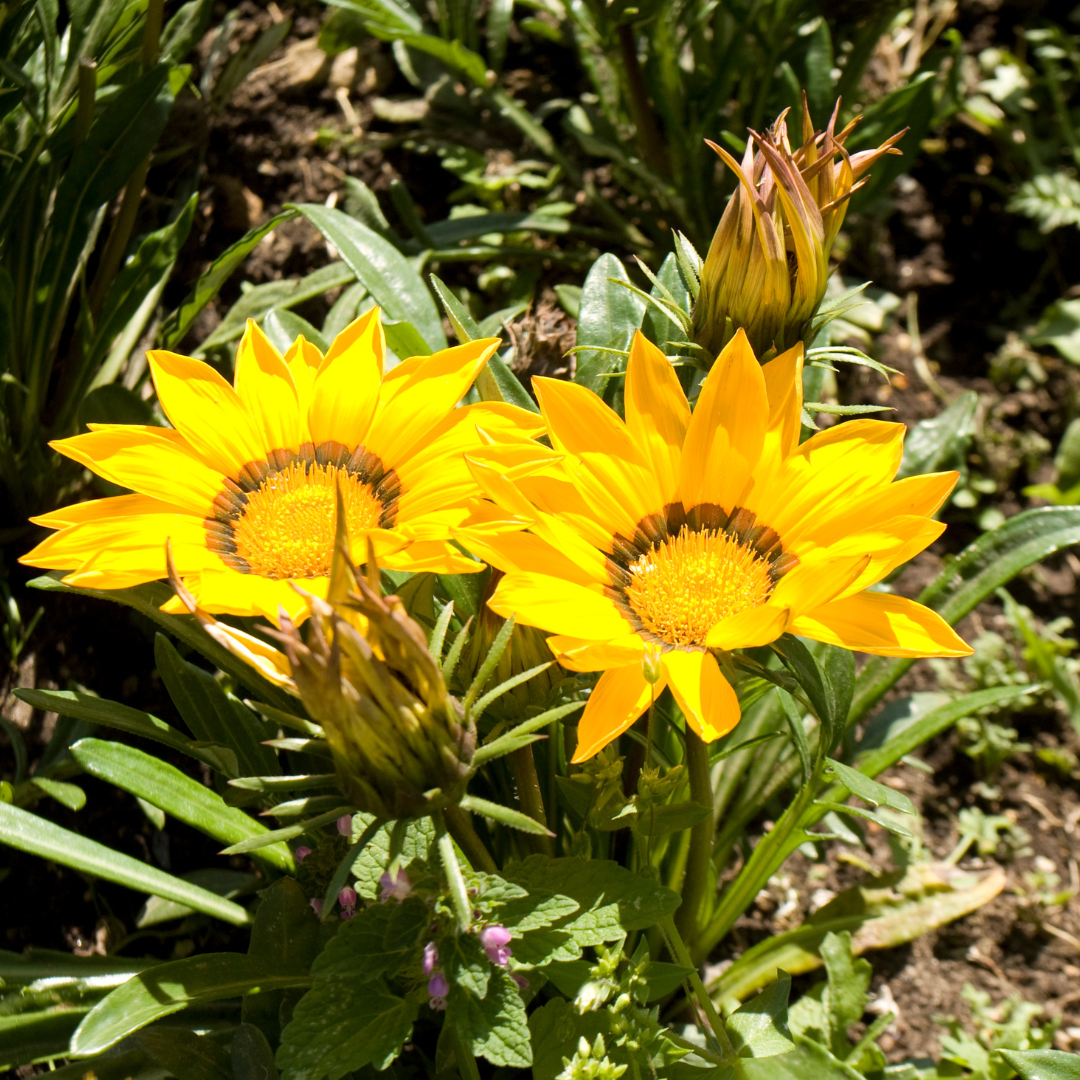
0;803;251;925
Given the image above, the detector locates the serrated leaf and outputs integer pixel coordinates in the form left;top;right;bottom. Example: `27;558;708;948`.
276;977;417;1080
726;974;796;1058
447;968;531;1068
446;933;491;999
352;815;435;899
507;928;581;969
311;897;428;984
505;855;680;940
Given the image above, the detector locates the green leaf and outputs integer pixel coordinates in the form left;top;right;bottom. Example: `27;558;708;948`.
776;636;844;748
243;878;324;1044
30;777;85;810
71;738;293;871
426;210;571;247
72;954;311;1055
851;508;1080;721
460;794;553;835
263;308;329;354
325;0;489;86
137;870;261;927
12;688;236;775
1031;297;1080;363
447;968;532;1068
505;855;680;940
430;273;482;342
154;634;279;778
311;897;429;984
198;262;357;351
26;575;297;714
86;193;198;387
641;251;693;353
276;978;417;1080
40;65;174;334
352;815;435;899
726;974;796;1058
821;759;914;816
633;800;711;836
219;806;351;856
292;203;445;352
136;1028;233;1080
737;1039;866;1079
475;351;540;413
446;933;491;999
574;254;645;393
897;391;978;479
639;960;696;1002
232;1023;280;1080
853;684;1038;780
819;931;871;1054
998;1049;1080;1079
497;888;579;935
0;802;252;928
382;317;431;360
160;209;300;348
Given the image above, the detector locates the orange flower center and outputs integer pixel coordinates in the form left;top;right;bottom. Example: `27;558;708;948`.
204;442;400;579
624;526;775;648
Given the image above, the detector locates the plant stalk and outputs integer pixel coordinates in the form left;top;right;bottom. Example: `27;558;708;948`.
694;758;822;964
443;803;498;873
509;745;553;856
659;913;734;1061
74;60;97;145
615;24;668;178
676;729;714;943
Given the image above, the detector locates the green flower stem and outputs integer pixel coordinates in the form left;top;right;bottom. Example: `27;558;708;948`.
509;746;554;857
659;913;734;1061
693;758;822;965
435;813;473;932
442;803;498;873
676;729;714;942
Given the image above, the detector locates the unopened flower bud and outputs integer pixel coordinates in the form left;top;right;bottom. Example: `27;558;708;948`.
692;98;904;361
309;898;324;917
423;942;439;975
513;973;529;989
338;886;357;913
337;815;353;836
295;846;312;862
480;925;513;967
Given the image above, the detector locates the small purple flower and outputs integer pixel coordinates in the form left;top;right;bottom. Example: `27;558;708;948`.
423;942;439;976
512;973;529;989
338;887;357;919
379;868;412;904
428;972;449;1010
309;898;324;917
295;846;312;862
480;925;513;967
337;814;352;836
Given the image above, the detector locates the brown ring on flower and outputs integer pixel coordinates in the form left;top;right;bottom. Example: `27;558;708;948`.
204;441;401;579
603;502;798;651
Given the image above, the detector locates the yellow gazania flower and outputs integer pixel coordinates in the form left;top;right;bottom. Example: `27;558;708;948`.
461;330;971;762
22;309;543;623
692;98;905;359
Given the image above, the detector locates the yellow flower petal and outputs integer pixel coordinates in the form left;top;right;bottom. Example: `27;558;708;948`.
488;572;632;639
790;590;972;657
546;634;645;672
30;493;180;529
662;649;741;741
705;604;790;650
47;426;224;514
308;307;383;449
624;331;689;502
147;350;265;477
572;664;660;762
534;376;664;535
233;320;302;454
679;329;769;512
364;339;501;466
